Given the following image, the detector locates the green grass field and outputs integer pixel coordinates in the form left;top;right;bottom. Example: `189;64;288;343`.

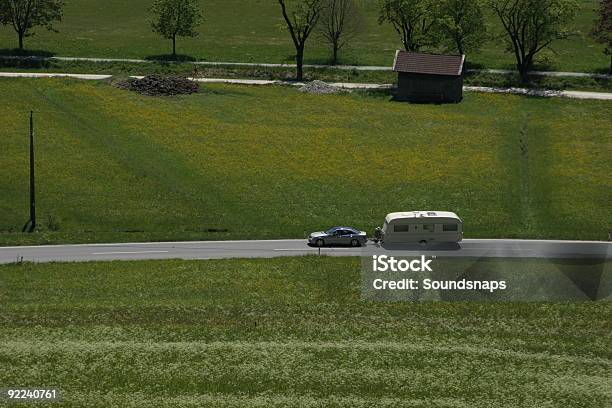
0;0;609;73
0;78;610;245
0;257;610;407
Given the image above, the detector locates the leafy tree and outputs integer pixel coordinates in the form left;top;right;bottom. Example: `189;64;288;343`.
150;0;203;58
317;0;363;65
435;0;487;56
278;0;324;80
489;0;577;83
591;0;612;74
378;0;437;52
0;0;63;51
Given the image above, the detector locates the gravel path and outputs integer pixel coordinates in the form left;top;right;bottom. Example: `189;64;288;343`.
1;55;610;79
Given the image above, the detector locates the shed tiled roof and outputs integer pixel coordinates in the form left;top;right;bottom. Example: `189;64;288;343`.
392;50;465;76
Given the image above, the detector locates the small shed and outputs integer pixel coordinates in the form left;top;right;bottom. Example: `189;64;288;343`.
392;51;465;103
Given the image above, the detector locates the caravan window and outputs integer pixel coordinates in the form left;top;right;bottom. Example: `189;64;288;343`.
423;224;434;231
394;225;409;232
443;224;458;231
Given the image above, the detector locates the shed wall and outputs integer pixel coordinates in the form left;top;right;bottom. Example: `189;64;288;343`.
395;73;463;103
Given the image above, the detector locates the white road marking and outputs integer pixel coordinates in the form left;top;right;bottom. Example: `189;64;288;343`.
91;250;170;255
274;248;318;251
0;239;302;250
273;248;363;251
460;247;537;251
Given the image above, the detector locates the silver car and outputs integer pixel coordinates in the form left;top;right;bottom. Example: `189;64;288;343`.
308;227;367;247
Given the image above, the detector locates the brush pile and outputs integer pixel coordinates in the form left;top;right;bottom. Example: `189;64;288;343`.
117;75;200;96
299;80;341;94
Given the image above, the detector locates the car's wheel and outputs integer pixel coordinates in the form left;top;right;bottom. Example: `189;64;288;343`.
315;239;325;247
419;240;428;247
350;239;360;247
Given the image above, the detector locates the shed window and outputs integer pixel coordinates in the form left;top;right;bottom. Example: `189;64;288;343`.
443;224;458;231
394;225;409;232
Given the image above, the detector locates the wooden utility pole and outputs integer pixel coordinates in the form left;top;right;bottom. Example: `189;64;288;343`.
24;111;36;233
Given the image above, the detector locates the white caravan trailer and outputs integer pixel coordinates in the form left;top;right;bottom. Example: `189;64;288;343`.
381;211;463;245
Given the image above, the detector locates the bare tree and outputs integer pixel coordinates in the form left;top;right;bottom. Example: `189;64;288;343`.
489;0;576;83
0;0;63;51
317;0;363;65
278;0;324;80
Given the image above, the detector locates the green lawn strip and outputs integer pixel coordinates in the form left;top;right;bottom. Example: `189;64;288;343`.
0;0;609;73
1;58;610;92
464;71;612;92
0;257;610;407
0;79;610;245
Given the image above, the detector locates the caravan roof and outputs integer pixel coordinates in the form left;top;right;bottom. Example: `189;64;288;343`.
385;211;461;223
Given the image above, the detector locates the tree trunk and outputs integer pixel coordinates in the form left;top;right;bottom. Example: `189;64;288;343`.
296;47;304;81
518;63;529;84
172;35;177;58
456;36;464;56
609;54;612;75
18;32;24;51
332;43;338;65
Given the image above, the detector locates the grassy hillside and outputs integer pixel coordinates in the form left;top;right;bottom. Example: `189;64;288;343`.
1;257;610;407
0;0;609;73
0;78;610;245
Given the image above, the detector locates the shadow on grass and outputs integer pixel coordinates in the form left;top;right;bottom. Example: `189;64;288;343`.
0;48;55;58
593;66;612;76
145;54;197;62
463;60;486;70
353;88;394;100
390;96;458;105
0;48;55;70
0;57;52;69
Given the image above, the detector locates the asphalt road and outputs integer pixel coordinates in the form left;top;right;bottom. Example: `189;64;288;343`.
0;239;609;264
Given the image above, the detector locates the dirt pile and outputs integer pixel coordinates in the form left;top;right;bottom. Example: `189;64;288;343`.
299;80;341;94
117;75;200;96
